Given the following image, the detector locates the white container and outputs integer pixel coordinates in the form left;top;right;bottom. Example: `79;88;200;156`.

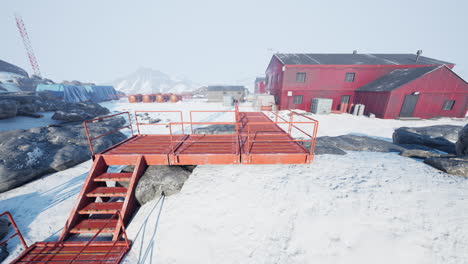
311;98;333;114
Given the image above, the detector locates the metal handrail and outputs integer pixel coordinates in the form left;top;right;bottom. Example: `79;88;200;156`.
83;112;134;156
134;110;184;135
168;121;240;154
70;210;130;264
0;212;28;250
245;120;318;154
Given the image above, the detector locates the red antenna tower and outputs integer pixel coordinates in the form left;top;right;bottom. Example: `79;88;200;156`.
15;13;42;77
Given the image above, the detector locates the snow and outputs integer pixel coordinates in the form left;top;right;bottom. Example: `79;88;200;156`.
0;112;61;132
1;100;467;263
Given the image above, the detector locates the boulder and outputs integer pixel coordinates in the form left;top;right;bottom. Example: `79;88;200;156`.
456;125;468;157
0;218;10;241
52;110;92;122
0;117;127;192
424;157;468;177
194;125;236;135
0;243;8;263
400;149;448;159
393;127;456;154
0;100;18;119
316;135;405;153
120;165;193;205
401;125;463;142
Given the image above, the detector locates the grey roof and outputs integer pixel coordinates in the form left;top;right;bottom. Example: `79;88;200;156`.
255;77;266;82
275;53;454;66
356;66;440;92
207;85;246;92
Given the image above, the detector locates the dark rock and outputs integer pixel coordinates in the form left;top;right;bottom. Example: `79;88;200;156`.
400;149;448;159
0;59;28;77
0;117;127;192
52;110;92;122
0;100;18;119
120;165;192;205
400;125;463;142
0;218;10;241
424;157;468;177
317;135;405;153
0;243;8;263
194;124;236;135
313;139;347;155
456;125;468;157
393;127;456;154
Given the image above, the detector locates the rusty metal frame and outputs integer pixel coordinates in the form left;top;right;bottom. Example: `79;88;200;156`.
69;210;130;263
83;112;134;156
0;211;28;250
134;110;184;135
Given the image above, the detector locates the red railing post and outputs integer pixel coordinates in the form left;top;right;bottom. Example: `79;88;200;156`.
0;212;28;250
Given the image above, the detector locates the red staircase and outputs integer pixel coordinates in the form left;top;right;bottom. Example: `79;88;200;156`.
10;155;147;263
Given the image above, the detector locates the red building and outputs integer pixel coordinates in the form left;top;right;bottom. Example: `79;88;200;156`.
254;77;266;94
265;53;468;119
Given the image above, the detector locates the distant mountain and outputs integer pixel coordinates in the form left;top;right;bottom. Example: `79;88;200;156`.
109;68;201;95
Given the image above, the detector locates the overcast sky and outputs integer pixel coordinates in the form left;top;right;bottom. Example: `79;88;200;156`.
1;0;467;85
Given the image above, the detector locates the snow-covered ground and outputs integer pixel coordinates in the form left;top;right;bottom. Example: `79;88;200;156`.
1;100;467;263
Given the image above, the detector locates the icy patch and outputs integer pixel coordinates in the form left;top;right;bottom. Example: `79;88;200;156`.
26;147;44;166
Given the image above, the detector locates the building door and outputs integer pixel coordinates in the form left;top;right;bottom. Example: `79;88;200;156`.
399;94;419;117
340;95;351;112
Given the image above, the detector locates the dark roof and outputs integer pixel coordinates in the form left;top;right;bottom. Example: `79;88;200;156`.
356;66;440;92
274;53;454;66
207;85;246;92
255;77;266;82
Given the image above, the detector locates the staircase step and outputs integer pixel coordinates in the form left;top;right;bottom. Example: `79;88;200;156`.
94;172;133;182
79;202;124;215
70;219;118;234
86;187;128;197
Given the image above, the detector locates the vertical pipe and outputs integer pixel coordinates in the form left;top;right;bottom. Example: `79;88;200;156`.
83;121;94;156
180;111;185;135
135;111;141;135
128;112;134;136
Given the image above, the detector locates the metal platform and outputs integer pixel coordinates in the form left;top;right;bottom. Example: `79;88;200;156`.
86;108;319;165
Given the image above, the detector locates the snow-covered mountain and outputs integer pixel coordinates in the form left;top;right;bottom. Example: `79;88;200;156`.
109;68;201;95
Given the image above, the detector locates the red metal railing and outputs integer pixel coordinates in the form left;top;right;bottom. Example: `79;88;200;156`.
69;210;130;263
189;110;237;134
134;110;184;135
83;112;134;156
168;122;240;154
0;212;28;251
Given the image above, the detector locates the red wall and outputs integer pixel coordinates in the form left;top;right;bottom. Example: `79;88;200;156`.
385;67;468;118
355;91;391;118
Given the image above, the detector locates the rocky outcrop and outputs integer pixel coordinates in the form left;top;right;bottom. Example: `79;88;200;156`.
0;100;18;119
393;127;456;154
119;165;195;205
309;135;405;154
400;125;463;142
400;149;447;159
456;125;468;157
0;218;10;241
0;243;8;263
424;157;468;177
0;117;127;192
0;92;109;121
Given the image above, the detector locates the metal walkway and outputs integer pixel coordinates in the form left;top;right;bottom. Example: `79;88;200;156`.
9;107;318;263
90;108;319;165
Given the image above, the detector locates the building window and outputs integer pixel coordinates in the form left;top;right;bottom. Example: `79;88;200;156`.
442;100;455;110
293;95;303;104
296;72;306;83
345;72;355;82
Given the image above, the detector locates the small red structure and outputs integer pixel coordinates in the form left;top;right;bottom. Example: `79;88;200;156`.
265;52;468;118
255;77;266;94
